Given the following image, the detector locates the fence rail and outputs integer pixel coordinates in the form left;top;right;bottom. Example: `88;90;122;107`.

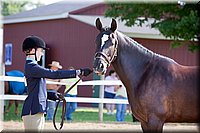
0;75;128;105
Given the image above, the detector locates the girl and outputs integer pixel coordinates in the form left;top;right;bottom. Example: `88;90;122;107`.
21;35;92;131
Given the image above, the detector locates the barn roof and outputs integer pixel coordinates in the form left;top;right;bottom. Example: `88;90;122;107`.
3;0;101;24
69;15;167;39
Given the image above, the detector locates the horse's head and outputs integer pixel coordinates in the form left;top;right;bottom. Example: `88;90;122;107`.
93;18;118;75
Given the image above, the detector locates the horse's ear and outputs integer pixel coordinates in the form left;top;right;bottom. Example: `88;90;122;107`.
96;18;102;31
111;18;117;32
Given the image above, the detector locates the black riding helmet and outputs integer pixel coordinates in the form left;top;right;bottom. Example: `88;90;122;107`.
22;35;48;61
22;35;48;52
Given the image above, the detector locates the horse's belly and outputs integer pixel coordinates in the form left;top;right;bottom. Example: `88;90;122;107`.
167;116;199;123
167;99;199;122
167;77;199;122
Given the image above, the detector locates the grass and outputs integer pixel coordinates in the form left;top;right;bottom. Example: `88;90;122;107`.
3;101;134;123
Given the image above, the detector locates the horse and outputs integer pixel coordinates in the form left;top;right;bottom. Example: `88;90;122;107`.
93;18;199;133
4;70;27;115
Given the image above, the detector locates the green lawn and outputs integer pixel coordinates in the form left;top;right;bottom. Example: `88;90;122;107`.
3;101;134;123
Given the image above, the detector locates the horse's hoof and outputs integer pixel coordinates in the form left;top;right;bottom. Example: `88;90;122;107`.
15;112;19;116
5;110;9;114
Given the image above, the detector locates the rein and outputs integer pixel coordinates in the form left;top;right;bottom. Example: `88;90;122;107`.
53;77;82;130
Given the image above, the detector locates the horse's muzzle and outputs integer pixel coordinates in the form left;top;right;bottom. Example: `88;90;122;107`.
93;58;107;75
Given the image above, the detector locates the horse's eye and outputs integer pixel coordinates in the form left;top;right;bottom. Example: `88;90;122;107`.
112;34;115;38
110;33;115;39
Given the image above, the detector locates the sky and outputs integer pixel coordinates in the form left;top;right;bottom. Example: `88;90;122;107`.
27;0;103;10
33;0;102;5
31;0;63;5
36;0;67;5
8;0;199;6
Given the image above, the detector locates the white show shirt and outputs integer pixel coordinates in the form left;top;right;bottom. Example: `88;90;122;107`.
104;76;118;94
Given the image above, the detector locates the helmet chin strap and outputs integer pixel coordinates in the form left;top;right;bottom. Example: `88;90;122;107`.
25;48;38;62
34;48;38;62
35;53;38;62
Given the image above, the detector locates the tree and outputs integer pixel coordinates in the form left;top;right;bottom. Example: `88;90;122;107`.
105;1;199;52
1;0;43;16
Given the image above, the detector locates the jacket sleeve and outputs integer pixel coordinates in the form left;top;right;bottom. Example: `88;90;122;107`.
26;63;77;79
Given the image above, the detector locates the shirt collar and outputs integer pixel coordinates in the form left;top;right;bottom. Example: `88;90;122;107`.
26;57;37;64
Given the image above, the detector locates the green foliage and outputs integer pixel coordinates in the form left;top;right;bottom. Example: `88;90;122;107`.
105;2;199;52
1;0;43;16
1;0;29;16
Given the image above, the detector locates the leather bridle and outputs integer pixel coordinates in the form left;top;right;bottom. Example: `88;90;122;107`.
94;36;118;67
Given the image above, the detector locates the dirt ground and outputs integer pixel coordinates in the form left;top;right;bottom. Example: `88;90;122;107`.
1;121;199;132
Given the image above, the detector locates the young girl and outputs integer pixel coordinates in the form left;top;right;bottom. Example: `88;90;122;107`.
21;35;92;131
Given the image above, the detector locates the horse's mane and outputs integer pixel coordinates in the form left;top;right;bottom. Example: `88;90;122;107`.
116;31;153;53
116;31;175;62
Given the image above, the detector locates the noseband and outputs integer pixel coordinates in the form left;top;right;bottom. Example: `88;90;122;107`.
94;37;118;67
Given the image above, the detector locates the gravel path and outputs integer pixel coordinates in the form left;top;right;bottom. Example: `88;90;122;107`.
1;121;199;132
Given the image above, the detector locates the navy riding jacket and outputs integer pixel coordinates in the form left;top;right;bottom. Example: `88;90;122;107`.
21;59;76;117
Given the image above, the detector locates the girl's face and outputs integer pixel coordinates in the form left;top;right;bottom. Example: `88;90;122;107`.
36;48;45;61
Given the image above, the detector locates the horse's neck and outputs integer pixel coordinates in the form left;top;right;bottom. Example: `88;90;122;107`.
112;32;154;90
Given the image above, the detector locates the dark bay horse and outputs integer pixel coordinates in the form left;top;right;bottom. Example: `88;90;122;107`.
93;18;199;133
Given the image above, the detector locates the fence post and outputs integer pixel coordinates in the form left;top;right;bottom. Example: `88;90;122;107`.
0;11;4;131
98;75;105;122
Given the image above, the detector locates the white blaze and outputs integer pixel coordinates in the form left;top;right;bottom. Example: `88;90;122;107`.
101;34;109;48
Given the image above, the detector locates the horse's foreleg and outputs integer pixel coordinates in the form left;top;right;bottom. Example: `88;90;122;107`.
15;100;19;115
5;82;9;94
141;114;164;133
5;100;14;114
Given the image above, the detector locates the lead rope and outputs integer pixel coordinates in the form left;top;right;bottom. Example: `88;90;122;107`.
53;98;66;130
53;77;82;130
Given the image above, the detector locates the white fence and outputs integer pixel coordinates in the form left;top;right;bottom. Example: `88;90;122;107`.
0;75;129;104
